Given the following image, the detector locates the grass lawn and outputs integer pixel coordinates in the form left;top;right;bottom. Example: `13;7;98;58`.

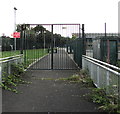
2;50;21;58
24;49;48;66
2;49;48;67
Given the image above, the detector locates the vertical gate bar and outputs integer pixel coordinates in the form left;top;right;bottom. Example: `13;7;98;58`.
79;24;81;38
33;32;37;69
58;25;60;69
28;27;30;68
64;25;66;69
26;28;28;67
66;26;71;69
39;45;41;69
33;29;35;69
61;25;63;69
67;25;70;69
82;24;85;55
42;25;43;69
35;27;36;69
51;24;54;69
47;25;50;69
20;28;23;54
49;25;51;69
25;29;27;67
25;25;28;67
24;30;26;65
65;25;67;69
63;25;64;69
60;25;62;69
39;45;40;69
35;32;36;69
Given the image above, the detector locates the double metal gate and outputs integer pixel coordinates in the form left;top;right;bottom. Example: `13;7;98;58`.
20;24;82;70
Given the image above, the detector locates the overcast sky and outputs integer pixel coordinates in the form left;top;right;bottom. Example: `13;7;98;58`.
0;0;119;36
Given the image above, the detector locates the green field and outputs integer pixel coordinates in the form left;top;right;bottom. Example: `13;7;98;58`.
24;49;48;66
2;50;21;58
2;49;48;67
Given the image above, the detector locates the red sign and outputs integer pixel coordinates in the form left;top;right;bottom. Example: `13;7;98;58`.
13;32;20;38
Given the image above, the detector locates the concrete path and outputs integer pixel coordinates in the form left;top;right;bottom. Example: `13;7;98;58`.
30;48;78;70
2;48;99;113
2;70;99;112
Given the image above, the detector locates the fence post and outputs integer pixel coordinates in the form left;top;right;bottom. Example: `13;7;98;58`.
82;24;86;55
20;57;22;64
0;63;2;114
91;63;93;79
118;73;120;108
8;61;11;75
0;63;2;83
82;56;84;69
51;24;54;69
106;71;110;86
106;71;110;94
97;66;100;87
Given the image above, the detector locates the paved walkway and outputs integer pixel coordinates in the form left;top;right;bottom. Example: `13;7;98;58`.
30;48;78;70
2;49;99;113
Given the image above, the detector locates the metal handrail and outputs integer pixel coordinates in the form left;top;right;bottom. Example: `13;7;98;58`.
0;57;21;64
82;55;120;71
0;54;23;61
82;55;120;96
83;56;120;76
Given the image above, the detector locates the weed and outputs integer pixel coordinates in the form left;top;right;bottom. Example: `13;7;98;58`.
88;87;120;113
33;70;94;87
33;77;54;80
1;63;31;93
33;75;81;82
57;74;80;82
80;69;89;76
11;63;24;75
80;69;120;113
90;88;109;104
78;69;95;87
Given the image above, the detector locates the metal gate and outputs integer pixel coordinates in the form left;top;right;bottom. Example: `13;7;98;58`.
19;24;81;70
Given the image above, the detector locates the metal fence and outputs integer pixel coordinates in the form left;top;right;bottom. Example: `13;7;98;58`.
82;55;120;96
20;24;81;70
0;54;23;82
66;38;83;68
84;33;120;61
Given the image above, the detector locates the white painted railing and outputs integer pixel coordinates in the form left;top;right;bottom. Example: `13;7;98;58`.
0;54;23;83
82;55;120;96
0;54;23;61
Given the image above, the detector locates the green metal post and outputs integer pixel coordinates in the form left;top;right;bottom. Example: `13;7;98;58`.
51;25;54;69
20;29;23;54
82;24;86;55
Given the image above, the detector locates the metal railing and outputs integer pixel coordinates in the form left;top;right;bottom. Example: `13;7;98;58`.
0;54;23;61
0;54;23;82
82;55;120;96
